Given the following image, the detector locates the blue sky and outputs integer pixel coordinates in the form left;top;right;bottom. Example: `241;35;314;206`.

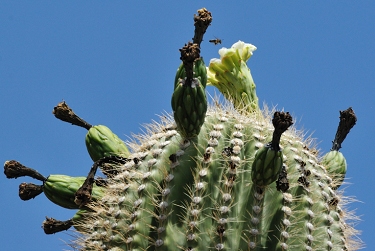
1;1;374;250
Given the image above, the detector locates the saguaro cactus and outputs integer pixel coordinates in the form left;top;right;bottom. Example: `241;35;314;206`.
4;8;362;251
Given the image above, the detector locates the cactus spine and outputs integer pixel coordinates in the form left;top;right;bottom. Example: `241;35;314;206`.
3;8;361;251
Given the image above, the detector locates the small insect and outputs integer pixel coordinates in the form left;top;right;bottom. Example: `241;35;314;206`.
209;37;222;45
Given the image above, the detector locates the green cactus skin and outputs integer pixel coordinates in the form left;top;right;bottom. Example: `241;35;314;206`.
43;175;106;209
86;125;131;162
321;150;347;190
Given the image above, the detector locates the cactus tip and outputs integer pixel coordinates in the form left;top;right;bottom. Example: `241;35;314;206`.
193;8;212;45
19;182;43;200
53;101;92;130
331;107;357;151
4;160;46;181
271;111;293;150
42;217;73;234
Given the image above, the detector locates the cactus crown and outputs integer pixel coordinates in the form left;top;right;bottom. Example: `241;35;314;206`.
4;8;361;251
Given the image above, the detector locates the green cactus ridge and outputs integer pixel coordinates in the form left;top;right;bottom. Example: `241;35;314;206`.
66;105;359;251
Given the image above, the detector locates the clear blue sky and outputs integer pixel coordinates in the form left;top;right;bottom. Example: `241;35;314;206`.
1;1;374;250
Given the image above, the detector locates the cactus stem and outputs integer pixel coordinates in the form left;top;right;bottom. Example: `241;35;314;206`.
75;156;128;207
193;8;212;46
53;101;92;130
271;111;293;151
179;42;200;85
19;182;43;200
331;107;357;151
43;217;73;234
4;160;46;181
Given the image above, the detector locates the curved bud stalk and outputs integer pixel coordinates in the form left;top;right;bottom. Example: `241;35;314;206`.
207;41;259;114
72;156;127;208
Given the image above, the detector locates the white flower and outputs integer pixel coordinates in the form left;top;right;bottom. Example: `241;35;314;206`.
231;40;257;61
